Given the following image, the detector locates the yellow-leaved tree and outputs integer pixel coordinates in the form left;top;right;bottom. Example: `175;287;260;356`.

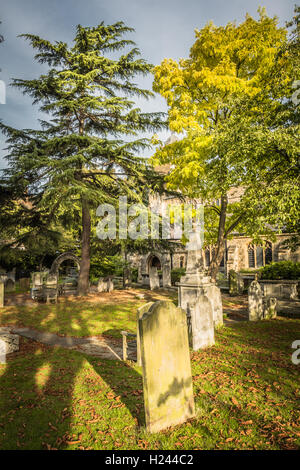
152;8;299;280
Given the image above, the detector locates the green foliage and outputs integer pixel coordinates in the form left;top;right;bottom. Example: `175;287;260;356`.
89;254;124;282
259;260;300;280
171;267;185;285
0;21;167;290
152;7;300;276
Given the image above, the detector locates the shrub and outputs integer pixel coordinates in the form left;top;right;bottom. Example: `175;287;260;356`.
259;260;300;280
171;268;185;285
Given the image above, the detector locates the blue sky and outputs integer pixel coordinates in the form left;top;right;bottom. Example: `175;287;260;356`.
0;0;297;169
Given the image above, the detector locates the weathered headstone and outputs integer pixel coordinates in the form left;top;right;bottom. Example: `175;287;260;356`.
149;266;160;290
0;330;19;362
0;281;4;308
107;278;114;293
97;277;106;293
248;280;263;321
139;301;195;433
187;295;214;350
19;277;30;290
229;270;244;296
264;297;277;319
136;302;154;366
206;283;223;327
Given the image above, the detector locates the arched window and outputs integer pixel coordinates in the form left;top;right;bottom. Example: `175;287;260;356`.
179;256;185;268
248;245;255;268
248;242;272;268
256;246;263;267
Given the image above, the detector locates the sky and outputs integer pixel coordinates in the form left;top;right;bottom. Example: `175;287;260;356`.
0;0;297;169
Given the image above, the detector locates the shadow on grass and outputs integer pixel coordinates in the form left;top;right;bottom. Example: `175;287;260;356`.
0;293;145;449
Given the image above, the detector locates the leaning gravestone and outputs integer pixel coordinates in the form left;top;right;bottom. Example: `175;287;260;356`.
139;301;195;433
0;281;4;308
149;266;160;290
248;280;263;321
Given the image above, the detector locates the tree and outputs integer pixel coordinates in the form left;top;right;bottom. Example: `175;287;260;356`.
0;22;166;294
152;8;298;280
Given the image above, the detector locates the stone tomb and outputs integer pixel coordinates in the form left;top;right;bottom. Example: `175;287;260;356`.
139;301;195;433
248;280;264;321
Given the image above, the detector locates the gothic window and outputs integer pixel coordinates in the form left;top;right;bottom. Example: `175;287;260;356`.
256;246;264;267
179;256;185;268
248;245;255;268
248;243;272;268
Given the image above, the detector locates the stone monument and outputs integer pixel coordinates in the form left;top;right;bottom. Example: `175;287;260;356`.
248;280;263;321
177;230;215;349
139;301;195;433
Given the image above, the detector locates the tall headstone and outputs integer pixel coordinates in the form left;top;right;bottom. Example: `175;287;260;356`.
136;302;154;366
248;280;263;321
149;266;160;290
97;277;106;293
0;281;4;308
139;301;195;433
177;231;215;350
206;283;223;327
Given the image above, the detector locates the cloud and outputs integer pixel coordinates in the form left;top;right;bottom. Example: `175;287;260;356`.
0;0;296;169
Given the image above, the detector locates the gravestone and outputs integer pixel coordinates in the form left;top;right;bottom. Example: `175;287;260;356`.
0;329;19;362
206;283;223;327
187;295;214;350
139;301;195;433
149;266;160;290
248;280;263;321
229;270;244;296
5;279;15;291
97;278;106;293
107;278;114;293
264;297;277;319
19;278;30;290
0;281;4;308
136;302;154;366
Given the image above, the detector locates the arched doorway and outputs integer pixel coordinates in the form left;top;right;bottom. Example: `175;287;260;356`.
146;253;171;288
50;252;81;276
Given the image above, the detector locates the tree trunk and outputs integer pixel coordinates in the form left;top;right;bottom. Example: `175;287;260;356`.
122;247;130;289
208;194;228;281
77;197;91;296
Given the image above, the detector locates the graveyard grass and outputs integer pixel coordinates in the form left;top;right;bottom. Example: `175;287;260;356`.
0;293;300;449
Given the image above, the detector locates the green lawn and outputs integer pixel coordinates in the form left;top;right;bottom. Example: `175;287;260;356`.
0;304;299;450
0;289;177;338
